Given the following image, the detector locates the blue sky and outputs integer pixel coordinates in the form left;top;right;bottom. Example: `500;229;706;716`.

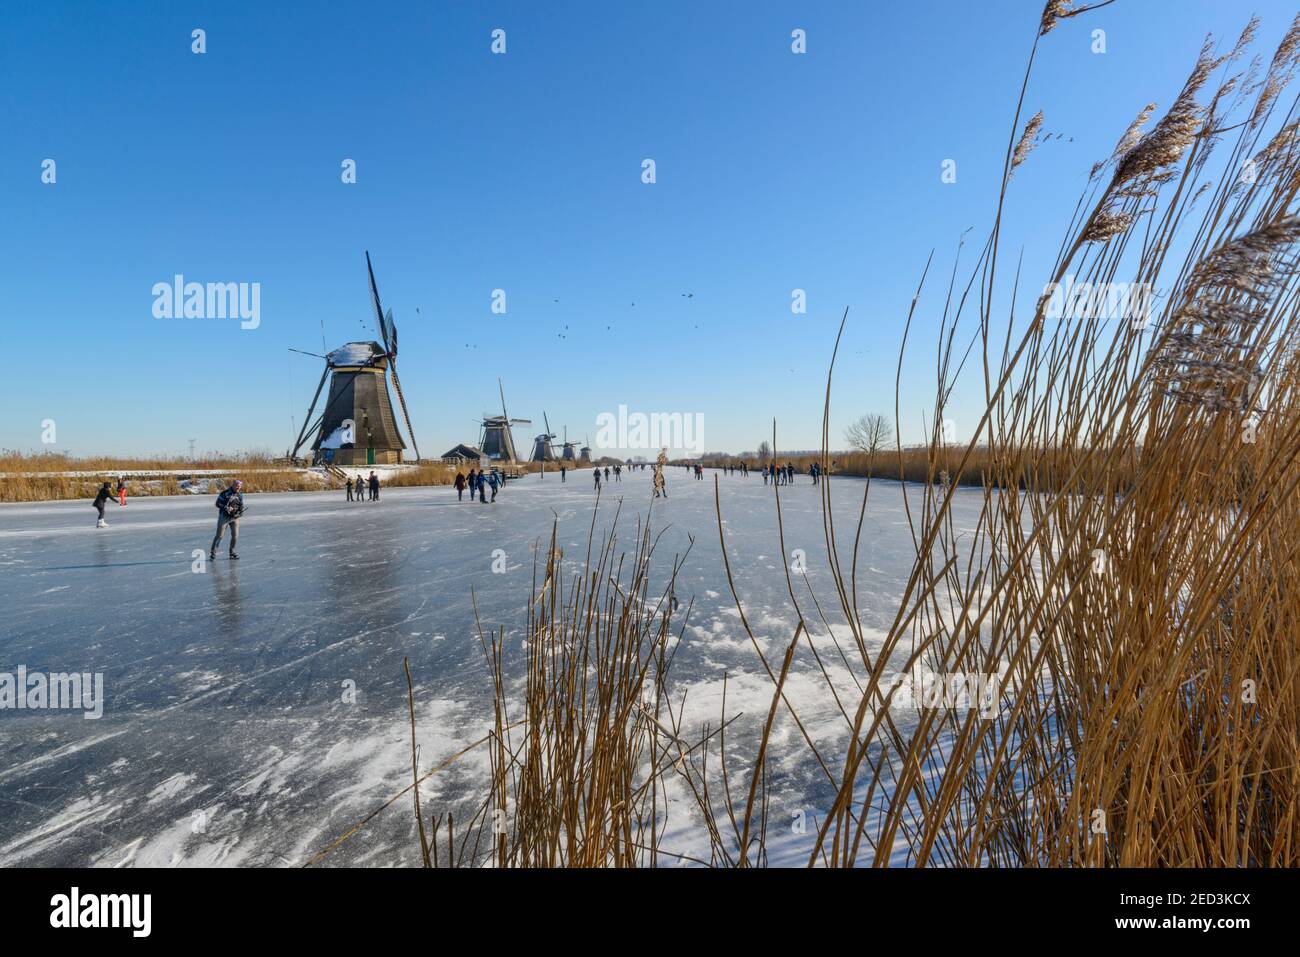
2;0;1293;458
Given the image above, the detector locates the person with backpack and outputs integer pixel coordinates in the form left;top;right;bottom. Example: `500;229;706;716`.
209;480;244;560
92;482;117;528
487;469;500;502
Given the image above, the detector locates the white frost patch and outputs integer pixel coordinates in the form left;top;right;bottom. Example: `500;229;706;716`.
147;772;198;804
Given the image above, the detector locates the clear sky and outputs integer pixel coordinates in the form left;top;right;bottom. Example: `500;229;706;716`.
2;0;1293;459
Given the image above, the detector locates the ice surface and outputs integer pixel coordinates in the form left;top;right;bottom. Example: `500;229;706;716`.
0;468;988;866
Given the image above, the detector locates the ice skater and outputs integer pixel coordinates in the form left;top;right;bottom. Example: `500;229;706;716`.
368;471;380;501
594;467;602;491
209;479;245;560
346;475;355;501
354;475;365;503
454;471;467;500
560;465;567;482
116;477;128;506
92;482;118;527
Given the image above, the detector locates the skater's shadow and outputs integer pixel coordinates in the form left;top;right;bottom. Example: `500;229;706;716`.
210;563;242;637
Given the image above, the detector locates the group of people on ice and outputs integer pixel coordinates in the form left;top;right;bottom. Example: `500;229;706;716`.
454;467;503;503
87;452;828;564
344;471;382;502
763;461;820;485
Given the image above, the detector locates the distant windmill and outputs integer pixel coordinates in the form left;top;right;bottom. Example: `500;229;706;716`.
478;379;531;463
288;252;418;466
560;425;579;463
579;435;592;463
530;412;558;462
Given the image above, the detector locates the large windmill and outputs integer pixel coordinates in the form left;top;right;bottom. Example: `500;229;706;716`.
529;412;558;462
579;436;592;463
478;379;530;463
289;252;419;467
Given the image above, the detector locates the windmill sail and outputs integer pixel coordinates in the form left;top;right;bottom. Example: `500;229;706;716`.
364;252;419;460
384;308;397;357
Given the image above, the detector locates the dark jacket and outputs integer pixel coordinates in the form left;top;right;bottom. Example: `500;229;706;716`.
93;486;112;508
216;487;244;517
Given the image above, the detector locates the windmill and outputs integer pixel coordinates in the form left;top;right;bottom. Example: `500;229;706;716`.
529;412;558;462
478;379;531;463
579;435;592;463
288;252;419;467
560;425;579;463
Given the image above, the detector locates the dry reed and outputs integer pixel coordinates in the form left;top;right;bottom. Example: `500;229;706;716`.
312;2;1300;868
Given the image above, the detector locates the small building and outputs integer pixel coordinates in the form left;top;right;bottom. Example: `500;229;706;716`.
441;444;485;464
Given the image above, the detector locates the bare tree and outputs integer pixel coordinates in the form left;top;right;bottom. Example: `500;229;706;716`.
757;440;771;464
845;414;893;456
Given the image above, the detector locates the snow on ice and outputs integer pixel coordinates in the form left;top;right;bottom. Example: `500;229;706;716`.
0;468;987;866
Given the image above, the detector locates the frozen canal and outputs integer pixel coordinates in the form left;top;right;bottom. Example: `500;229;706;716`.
0;468;986;866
